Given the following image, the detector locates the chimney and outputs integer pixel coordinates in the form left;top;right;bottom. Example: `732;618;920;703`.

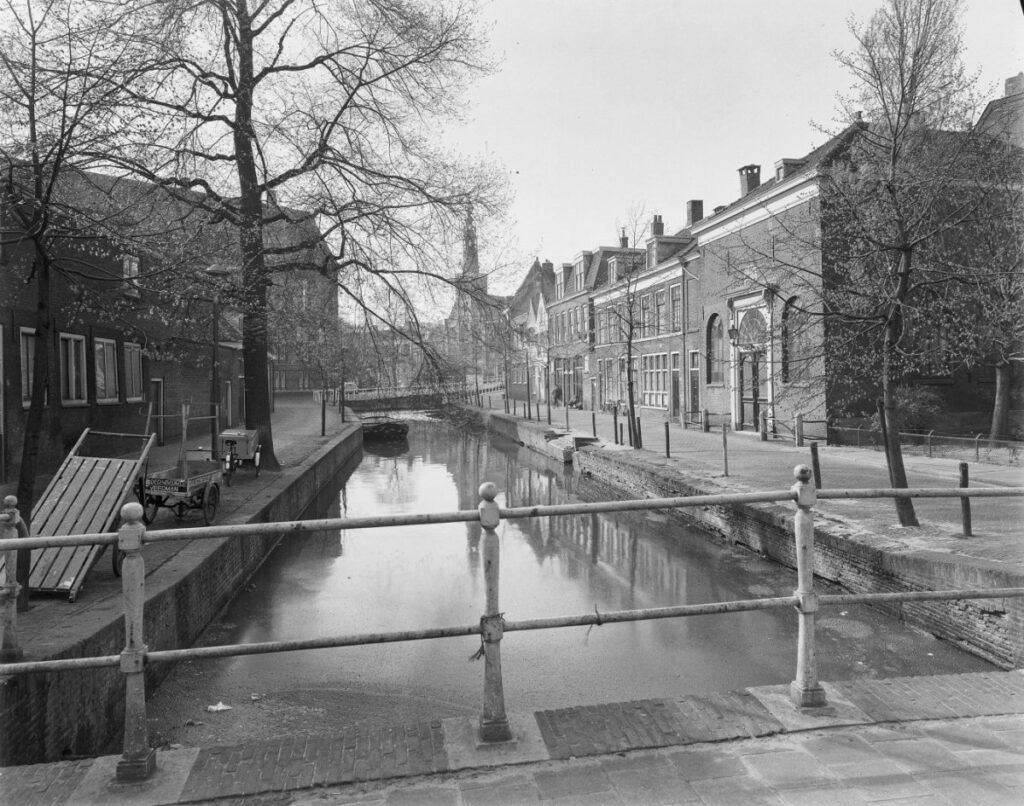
651;214;664;236
541;259;553;273
685;200;703;227
1006;72;1024;97
738;165;761;196
619;228;629;248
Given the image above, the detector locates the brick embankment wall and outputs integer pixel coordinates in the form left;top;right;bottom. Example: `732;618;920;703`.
0;425;363;766
466;409;1023;671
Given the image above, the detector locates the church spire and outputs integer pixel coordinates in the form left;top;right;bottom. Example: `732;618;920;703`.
462;207;480;278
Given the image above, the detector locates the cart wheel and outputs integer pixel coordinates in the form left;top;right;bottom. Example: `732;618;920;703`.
203;483;219;525
143;495;161;525
254;446;262;477
175;502;187;519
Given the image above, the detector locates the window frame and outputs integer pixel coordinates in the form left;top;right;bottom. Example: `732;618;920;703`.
20;327;37;407
94;337;120;404
59;332;88;405
706;315;724;384
124;342;144;401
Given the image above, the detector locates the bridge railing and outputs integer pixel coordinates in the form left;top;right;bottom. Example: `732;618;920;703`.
2;473;1023;780
313;381;506;405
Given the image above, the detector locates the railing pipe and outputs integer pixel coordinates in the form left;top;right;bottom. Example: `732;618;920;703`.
790;465;825;708
477;482;512;742
116;503;155;781
0;496;25;662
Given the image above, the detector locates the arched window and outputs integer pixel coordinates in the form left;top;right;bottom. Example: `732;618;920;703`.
782;297;811;383
706;314;724;384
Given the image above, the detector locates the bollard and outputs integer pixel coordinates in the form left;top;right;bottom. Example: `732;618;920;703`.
613;409;619;444
619;422;624;445
702;409;710;433
488;395;491;409
321;390;327;436
0;496;26;662
809;442;822;489
592;412;597;438
116;502;156;780
722;423;729;476
477;483;512;742
960;462;972;537
565;403;569;430
636;417;642;449
790;465;826;708
760;409;768;441
537;400;541;421
795;413;804;447
665;420;670;458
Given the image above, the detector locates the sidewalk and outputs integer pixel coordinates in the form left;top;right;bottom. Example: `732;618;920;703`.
4;671;1024;804
496;399;1024;570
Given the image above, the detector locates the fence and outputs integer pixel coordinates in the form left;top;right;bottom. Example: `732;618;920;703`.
2;476;1023;782
829;426;1021;466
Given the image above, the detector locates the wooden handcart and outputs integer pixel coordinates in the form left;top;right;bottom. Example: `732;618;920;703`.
137;404;221;526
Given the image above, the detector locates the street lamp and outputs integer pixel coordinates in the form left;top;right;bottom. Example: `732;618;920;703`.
205;264;232;460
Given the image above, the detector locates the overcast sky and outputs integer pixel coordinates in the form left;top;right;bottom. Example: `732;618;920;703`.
442;0;1023;293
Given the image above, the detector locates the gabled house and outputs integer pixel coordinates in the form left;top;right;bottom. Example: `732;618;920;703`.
506;257;555;404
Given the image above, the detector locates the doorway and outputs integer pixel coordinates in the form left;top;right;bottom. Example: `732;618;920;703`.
670;352;680;419
737;350;768;431
687;351;700;424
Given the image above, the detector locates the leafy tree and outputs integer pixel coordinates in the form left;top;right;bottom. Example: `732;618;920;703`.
116;0;506;470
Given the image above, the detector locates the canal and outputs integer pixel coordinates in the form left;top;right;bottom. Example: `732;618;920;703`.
145;415;994;749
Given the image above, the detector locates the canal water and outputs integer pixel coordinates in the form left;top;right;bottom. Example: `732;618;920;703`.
145;415;994;749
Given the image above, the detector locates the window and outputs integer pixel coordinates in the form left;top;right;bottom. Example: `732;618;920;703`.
654;290;665;336
60;333;87;404
782;298;811;383
125;343;144;400
686;277;700;330
706;315;724;384
122;254;140;296
640;295;651;337
641;353;669;408
94;338;120;403
670;284;681;331
20;328;36;405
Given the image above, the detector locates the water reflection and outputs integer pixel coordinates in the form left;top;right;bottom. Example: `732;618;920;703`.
151;416;995;734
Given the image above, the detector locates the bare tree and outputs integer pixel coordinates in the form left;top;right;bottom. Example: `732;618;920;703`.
113;0;506;469
0;0;174;602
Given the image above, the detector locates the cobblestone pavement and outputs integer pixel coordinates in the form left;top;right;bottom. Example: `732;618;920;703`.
3;672;1024;805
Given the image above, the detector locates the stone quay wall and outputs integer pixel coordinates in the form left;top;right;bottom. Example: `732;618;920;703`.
0;425;362;766
473;409;1023;670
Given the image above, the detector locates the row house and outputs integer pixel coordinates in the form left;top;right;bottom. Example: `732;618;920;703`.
506;258;555;404
1;167;334;483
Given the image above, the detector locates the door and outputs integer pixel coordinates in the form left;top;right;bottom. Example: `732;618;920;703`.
738;350;768;431
670;353;680;418
688;351;700;423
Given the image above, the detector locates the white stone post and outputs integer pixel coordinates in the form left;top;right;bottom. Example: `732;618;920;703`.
478;482;512;743
116;502;156;781
790;465;826;708
0;496;25;662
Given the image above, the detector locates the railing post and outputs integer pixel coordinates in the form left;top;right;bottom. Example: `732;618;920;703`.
477;482;512;743
613;409;619;444
722;422;729;477
760;409;768;441
790;465;826;708
795;413;804;447
565;403;569;430
665;420;670;458
702;409;710;433
116;502;156;781
927;429;934;458
592;411;597;438
960;462;972;537
0;496;25;662
809;441;822;489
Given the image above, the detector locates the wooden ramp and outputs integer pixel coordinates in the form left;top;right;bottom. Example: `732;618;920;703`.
1;429;155;602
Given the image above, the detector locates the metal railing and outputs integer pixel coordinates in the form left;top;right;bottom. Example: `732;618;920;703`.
2;476;1024;781
828;425;1021;466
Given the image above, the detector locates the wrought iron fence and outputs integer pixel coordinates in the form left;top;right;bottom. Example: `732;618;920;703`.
829;426;1022;466
2;476;1023;783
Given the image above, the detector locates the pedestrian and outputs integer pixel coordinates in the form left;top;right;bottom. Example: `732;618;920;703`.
553;385;562;407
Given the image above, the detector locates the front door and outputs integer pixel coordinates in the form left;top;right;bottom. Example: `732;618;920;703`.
738;350;767;431
670;353;680;418
688;351;700;423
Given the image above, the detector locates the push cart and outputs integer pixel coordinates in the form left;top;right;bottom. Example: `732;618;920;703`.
218;428;261;486
137;403;222;526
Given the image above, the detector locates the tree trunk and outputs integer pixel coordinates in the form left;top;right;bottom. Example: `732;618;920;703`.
15;251;57;610
989;360;1011;443
881;328;918;527
233;0;278;470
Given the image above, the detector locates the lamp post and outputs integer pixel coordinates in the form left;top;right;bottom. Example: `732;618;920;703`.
206;264;231;460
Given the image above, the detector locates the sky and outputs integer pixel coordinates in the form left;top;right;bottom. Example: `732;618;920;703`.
442;0;1024;294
